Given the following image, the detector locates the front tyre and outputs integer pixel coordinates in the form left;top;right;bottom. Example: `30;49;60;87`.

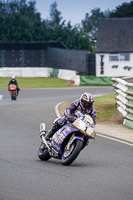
38;144;51;161
62;140;83;165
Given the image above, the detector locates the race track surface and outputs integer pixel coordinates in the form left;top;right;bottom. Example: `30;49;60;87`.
0;87;133;200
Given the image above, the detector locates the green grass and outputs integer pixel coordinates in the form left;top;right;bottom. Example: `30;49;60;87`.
60;94;118;123
0;77;73;89
95;94;118;122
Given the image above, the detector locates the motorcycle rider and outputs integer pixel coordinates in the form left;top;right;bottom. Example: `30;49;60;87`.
8;75;20;95
45;92;96;141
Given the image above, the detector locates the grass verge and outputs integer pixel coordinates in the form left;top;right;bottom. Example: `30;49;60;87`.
59;94;123;124
0;77;74;89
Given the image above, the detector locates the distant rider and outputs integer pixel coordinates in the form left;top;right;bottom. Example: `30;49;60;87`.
8;76;20;95
45;92;96;141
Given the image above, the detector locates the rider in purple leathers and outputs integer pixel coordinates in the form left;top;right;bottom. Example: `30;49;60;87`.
45;93;96;141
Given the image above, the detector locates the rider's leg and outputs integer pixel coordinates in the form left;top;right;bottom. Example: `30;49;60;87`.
17;88;20;96
45;117;67;140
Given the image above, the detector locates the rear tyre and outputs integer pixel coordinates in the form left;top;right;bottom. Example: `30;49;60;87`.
11;93;17;100
14;95;16;100
11;94;14;100
38;144;51;161
62;140;83;165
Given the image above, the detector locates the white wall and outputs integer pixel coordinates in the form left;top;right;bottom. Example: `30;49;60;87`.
0;67;53;77
0;67;80;85
58;69;80;85
96;53;133;77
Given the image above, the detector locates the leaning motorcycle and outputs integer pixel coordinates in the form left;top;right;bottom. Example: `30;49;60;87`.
38;110;96;165
9;84;17;100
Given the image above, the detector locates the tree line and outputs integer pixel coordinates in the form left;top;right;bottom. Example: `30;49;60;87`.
0;0;133;52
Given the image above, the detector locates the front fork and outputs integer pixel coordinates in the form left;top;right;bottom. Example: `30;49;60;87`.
40;132;51;151
65;133;84;151
65;133;75;151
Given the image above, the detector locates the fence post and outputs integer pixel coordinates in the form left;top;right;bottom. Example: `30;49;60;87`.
112;77;133;129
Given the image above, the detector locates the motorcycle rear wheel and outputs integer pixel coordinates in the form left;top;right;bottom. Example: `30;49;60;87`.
11;94;16;100
11;94;14;100
62;140;83;165
38;144;51;161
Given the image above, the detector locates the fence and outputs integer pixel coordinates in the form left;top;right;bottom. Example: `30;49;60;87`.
0;42;65;68
112;77;133;129
0;43;96;75
46;47;90;75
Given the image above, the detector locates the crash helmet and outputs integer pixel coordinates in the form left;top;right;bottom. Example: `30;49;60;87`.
80;93;94;110
11;75;16;80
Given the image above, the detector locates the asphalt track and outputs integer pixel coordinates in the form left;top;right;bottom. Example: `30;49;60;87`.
0;87;133;200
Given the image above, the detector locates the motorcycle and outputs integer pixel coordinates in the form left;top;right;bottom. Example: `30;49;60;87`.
38;110;96;165
9;84;17;100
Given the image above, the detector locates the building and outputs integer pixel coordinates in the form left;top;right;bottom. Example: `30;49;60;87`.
96;18;133;77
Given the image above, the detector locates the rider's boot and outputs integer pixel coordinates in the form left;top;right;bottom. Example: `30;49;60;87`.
45;121;59;141
17;88;19;96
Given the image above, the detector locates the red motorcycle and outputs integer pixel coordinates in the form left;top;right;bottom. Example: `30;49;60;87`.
9;84;17;100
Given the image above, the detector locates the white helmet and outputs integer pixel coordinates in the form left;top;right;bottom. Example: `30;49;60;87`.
11;75;15;79
80;93;94;110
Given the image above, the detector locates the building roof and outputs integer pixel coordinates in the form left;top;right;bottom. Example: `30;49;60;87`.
96;18;133;53
0;41;67;50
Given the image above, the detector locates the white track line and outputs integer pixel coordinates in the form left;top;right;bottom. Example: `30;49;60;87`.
55;102;133;147
55;102;64;118
96;133;133;146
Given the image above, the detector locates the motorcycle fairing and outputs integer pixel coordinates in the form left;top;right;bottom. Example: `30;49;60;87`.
9;84;17;91
73;117;95;137
51;124;83;157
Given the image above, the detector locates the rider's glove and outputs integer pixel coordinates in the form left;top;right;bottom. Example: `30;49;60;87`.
66;115;76;122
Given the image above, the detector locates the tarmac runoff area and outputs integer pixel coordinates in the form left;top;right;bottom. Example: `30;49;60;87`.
56;102;133;146
95;124;133;146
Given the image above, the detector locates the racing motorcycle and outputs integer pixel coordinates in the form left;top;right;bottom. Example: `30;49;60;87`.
9;84;17;100
38;110;96;165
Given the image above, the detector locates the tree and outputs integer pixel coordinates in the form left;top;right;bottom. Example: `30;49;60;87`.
49;1;63;26
0;0;94;51
109;1;133;17
0;0;41;41
81;8;109;42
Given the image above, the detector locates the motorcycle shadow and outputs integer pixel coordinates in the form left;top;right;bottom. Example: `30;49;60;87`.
37;158;98;168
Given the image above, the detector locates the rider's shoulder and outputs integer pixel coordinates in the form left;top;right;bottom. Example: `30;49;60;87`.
72;98;80;106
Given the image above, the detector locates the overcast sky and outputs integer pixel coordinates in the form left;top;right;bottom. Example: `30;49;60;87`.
35;0;132;25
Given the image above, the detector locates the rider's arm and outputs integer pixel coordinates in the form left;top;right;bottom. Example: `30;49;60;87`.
64;99;80;117
8;80;11;89
15;80;18;88
90;108;96;124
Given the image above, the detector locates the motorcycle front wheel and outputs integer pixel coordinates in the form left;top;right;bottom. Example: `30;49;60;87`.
62;140;83;165
38;144;51;161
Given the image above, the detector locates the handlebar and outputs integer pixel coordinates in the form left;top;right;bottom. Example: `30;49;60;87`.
66;115;76;122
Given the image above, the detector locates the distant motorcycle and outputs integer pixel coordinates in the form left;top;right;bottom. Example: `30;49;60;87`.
38;110;96;165
9;84;17;100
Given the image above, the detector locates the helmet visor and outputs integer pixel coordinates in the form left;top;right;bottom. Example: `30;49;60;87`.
82;101;93;109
